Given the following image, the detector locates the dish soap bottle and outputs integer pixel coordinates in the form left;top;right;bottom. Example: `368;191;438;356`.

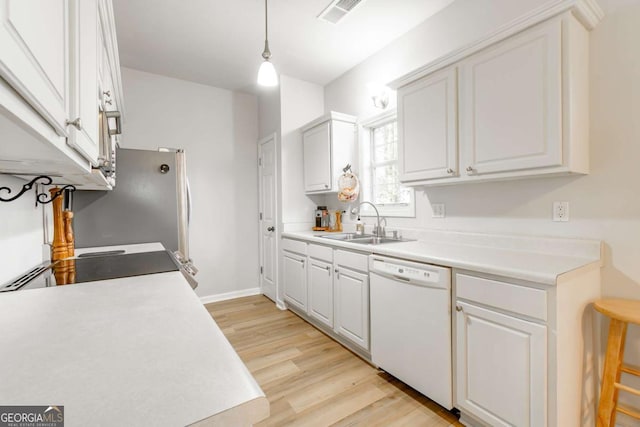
355;216;364;235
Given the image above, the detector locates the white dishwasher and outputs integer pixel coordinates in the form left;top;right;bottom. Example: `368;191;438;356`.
369;255;453;410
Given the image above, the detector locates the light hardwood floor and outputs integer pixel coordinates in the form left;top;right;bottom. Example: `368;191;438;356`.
205;295;462;427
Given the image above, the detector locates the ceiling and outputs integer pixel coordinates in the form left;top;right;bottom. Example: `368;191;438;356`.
112;0;456;92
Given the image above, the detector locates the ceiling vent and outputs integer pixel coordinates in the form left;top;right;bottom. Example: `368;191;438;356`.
318;0;367;24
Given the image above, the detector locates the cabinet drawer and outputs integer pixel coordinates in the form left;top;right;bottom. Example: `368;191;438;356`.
282;238;307;255
335;250;368;272
456;274;547;321
308;243;333;262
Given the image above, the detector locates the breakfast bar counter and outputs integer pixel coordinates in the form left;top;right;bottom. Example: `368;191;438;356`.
0;272;269;426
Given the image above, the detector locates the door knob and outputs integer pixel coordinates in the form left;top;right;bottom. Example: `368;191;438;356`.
446;168;454;174
267;226;275;232
466;166;474;173
456;305;463;312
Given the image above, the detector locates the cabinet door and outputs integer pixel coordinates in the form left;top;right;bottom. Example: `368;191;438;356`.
398;66;458;182
334;267;369;350
67;0;100;165
459;18;562;175
303;121;332;192
0;0;70;136
456;301;546;427
283;251;307;311
307;258;333;328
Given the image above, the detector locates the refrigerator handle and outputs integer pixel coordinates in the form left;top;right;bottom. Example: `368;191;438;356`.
186;178;192;226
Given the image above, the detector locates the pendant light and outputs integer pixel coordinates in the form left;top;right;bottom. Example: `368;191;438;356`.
257;0;278;87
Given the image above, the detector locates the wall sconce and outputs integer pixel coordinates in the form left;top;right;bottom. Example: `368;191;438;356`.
367;82;391;109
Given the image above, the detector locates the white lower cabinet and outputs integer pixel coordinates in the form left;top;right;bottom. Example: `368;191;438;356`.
334;250;369;351
455;301;546;427
282;250;307;311
334;267;369;350
281;239;370;353
308;257;333;328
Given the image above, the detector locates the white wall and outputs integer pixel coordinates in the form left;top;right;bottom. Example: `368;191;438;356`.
0;175;44;283
121;67;259;298
324;0;640;419
279;75;325;227
258;86;280;140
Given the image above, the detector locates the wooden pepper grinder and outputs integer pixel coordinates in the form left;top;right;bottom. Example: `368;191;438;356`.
63;211;74;257
50;187;69;261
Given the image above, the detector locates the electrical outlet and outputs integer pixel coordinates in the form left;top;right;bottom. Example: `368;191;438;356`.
553;201;569;222
432;203;445;218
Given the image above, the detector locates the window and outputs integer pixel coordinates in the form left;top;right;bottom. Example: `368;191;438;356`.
359;110;415;217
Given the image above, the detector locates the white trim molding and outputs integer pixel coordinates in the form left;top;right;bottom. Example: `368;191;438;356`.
200;287;262;305
388;0;604;90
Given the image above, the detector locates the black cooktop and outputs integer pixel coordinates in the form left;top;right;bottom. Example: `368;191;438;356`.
52;250;180;285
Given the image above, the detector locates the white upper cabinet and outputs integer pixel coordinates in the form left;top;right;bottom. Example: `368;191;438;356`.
459;18;562;176
0;0;123;187
0;0;70;137
67;0;100;165
303;121;332;192
302;112;357;194
398;66;458;182
392;10;595;186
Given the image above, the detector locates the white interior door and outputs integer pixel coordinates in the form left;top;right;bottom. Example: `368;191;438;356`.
258;134;277;302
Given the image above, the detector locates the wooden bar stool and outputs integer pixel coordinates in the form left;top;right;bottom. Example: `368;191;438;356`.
594;299;640;426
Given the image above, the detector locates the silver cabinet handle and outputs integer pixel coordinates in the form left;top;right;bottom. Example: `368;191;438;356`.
456;305;463;312
105;111;122;135
466;166;474;172
324;184;329;189
267;226;275;232
300;259;305;267
103;90;111;97
325;266;331;271
446;168;454;174
105;99;112;105
66;117;82;130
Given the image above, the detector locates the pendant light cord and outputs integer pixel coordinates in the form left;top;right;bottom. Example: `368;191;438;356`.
262;0;271;59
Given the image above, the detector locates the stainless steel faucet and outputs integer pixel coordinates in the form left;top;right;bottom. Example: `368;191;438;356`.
356;201;384;237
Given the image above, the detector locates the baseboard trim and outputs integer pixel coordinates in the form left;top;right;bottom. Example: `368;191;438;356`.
200;288;262;304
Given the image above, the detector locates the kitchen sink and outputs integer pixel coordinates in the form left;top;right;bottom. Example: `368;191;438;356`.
319;233;413;245
319;233;375;241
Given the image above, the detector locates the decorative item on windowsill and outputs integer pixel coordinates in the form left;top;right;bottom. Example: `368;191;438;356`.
337;164;359;202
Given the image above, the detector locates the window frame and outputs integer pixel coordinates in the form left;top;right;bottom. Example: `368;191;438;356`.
358;109;415;218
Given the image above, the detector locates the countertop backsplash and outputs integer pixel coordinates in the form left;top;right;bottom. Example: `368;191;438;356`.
0;175;45;284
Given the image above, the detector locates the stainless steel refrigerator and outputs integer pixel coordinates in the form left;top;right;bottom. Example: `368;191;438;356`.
73;147;197;287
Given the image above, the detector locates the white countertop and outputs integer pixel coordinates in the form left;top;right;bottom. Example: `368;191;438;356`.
0;271;268;426
282;230;602;285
